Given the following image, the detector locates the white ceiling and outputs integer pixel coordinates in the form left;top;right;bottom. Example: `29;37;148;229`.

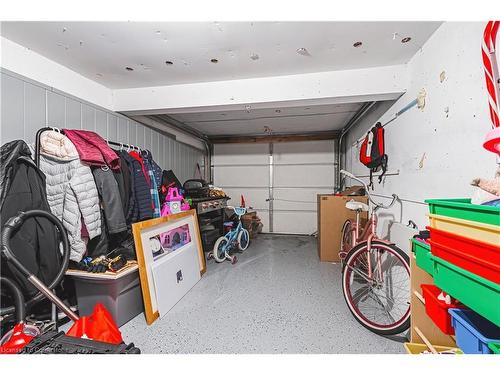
1;21;441;89
162;102;368;136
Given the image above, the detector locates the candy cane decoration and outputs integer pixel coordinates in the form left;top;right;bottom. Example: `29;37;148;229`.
482;21;500;128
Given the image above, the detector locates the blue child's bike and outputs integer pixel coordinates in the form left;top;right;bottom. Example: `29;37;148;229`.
210;206;250;264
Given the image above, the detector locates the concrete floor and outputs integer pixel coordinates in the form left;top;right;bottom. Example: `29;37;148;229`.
120;234;406;353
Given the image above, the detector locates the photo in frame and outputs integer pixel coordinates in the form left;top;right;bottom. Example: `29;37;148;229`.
132;209;206;325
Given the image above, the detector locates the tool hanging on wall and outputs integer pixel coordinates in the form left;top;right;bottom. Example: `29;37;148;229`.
482;20;500;155
353;91;426;147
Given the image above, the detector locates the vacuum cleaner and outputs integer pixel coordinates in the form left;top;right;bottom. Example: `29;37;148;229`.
0;210;140;354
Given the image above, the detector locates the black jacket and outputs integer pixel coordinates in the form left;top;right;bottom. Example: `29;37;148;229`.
119;151;152;222
0;140;61;297
117;151;138;223
113;151;135;224
92;167;127;234
113;155;131;219
86;166;128;259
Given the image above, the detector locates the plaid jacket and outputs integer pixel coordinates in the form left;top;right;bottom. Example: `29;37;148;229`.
142;156;161;218
149;169;161;218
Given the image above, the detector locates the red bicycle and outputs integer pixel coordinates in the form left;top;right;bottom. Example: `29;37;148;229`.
339;170;410;335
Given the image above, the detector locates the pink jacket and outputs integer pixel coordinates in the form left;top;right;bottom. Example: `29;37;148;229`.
63;129;120;170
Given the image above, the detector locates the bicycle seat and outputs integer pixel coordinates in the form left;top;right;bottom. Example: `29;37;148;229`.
345;200;369;212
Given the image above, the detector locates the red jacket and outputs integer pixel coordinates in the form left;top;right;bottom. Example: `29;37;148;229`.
63;129;120;170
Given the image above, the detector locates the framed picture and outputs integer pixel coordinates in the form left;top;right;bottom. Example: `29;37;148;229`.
132;209;206;325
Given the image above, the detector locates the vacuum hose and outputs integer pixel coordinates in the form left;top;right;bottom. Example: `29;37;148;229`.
0;277;25;323
0;210;71;317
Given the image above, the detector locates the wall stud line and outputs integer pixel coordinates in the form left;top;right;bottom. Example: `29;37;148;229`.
269;142;274;233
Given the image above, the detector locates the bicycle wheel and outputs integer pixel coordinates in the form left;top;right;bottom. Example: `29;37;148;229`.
342;240;410;335
237;229;250;251
340;220;354;260
212;236;229;263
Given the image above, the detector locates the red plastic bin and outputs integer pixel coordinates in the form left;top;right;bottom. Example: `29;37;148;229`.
421;284;463;335
427;226;500;284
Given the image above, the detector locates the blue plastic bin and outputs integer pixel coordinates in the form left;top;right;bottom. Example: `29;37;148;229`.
449;308;500;354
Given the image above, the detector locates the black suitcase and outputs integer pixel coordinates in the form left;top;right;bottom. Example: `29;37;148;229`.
19;331;140;354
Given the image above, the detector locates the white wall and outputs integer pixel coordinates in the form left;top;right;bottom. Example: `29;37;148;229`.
0;69;205;184
0;36;113;110
114;64;408;114
344;22;498;235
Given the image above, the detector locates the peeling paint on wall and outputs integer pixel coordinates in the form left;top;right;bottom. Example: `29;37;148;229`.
440;71;446;83
418;152;427;169
417;88;426;110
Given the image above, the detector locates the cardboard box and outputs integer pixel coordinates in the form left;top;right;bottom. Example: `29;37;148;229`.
317;194;368;262
338;185;366;196
242;212;263;239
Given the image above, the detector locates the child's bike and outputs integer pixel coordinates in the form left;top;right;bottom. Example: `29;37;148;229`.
209;206;250;264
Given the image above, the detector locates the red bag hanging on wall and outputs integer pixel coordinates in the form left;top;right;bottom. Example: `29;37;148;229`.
359;130;374;166
359;122;388;188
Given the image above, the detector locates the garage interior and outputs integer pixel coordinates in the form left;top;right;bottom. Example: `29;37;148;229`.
1;15;499;358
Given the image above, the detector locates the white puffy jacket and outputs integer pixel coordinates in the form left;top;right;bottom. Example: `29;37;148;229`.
39;131;101;261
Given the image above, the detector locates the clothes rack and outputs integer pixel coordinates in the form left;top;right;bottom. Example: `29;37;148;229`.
32;125;148;329
35;126;143;167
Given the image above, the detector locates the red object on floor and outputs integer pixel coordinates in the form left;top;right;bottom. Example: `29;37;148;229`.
421;284;463;335
0;323;37;354
66;303;123;344
427;226;500;284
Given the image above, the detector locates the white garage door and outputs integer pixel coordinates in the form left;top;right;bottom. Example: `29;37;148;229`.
213;140;337;234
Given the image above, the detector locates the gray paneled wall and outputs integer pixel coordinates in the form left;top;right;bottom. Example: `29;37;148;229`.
0;69;204;184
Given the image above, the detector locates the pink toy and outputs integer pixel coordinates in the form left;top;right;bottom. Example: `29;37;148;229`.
160;224;191;250
160;187;191;217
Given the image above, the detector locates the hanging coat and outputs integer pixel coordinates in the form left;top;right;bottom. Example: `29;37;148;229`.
116;151;137;224
141;151;162;218
63;129;120;170
92;166;127;234
119;151;153;221
39;131;101;261
0;140;61;297
141;149;162;187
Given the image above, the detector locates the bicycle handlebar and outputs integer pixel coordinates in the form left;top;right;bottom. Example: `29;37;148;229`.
226;206;247;216
339;169;399;210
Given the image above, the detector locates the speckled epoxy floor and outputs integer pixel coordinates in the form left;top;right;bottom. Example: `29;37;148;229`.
120;234;406;353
